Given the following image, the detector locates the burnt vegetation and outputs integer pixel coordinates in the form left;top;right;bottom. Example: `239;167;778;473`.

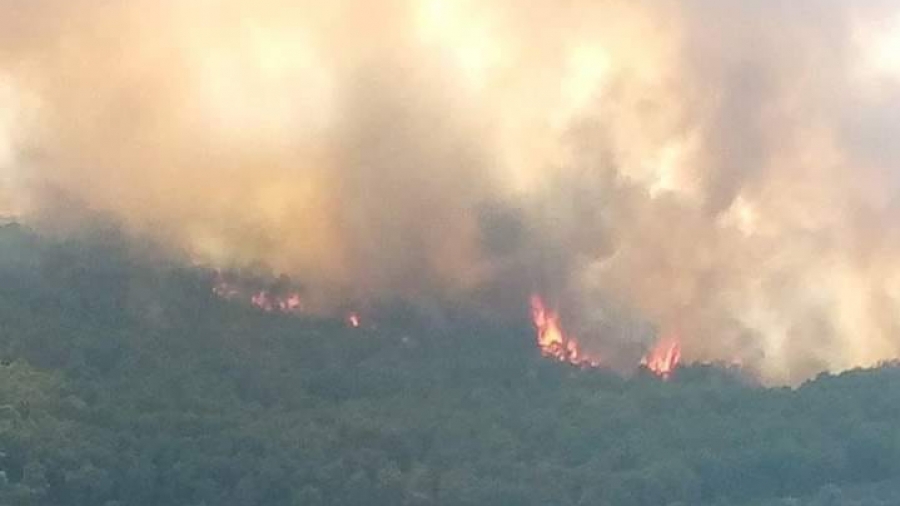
0;224;898;506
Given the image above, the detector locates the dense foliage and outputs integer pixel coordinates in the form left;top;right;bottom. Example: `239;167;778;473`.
0;224;898;506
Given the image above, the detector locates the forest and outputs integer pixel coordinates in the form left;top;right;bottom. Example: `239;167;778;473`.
0;222;898;506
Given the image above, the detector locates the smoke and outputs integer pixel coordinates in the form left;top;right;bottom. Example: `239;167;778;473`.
2;0;900;383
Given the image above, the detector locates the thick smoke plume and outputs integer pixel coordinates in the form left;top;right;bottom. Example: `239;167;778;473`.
2;0;900;383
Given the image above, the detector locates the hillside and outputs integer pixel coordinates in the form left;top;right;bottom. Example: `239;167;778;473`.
0;225;898;506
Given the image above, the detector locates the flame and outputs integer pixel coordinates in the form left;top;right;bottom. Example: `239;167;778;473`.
530;294;600;367
212;273;303;314
213;274;370;323
212;279;240;299
250;290;303;313
641;336;682;380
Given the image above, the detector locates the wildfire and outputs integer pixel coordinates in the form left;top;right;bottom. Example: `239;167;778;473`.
530;294;600;367
250;290;303;313
212;274;304;314
641;337;682;380
215;273;686;378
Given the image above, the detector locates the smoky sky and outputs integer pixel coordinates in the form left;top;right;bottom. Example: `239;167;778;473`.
2;0;900;383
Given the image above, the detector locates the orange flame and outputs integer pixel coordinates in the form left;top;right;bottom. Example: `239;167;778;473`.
212;274;304;314
641;337;682;380
530;294;600;367
249;290;303;313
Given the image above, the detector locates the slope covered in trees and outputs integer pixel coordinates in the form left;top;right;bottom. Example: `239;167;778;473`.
0;224;898;506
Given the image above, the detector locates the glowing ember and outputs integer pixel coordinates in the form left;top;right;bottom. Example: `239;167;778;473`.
641;337;682;380
530;294;600;367
347;312;361;328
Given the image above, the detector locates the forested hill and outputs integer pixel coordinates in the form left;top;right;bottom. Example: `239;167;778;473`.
0;223;898;506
